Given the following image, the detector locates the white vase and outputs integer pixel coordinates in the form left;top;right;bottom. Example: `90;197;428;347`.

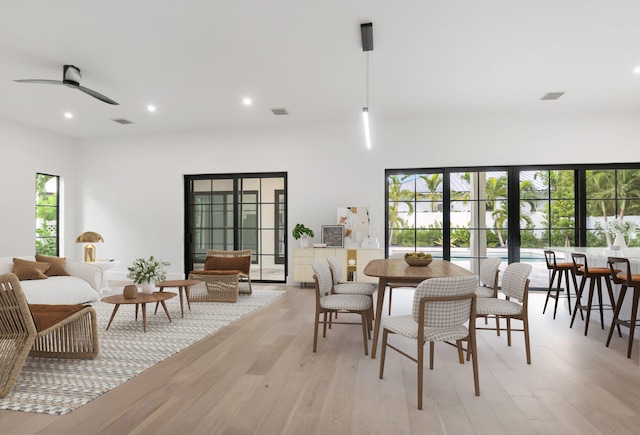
613;233;627;249
299;236;311;248
140;280;156;294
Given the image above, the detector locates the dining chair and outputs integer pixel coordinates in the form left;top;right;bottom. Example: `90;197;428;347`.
474;257;502;336
379;275;479;410
326;256;376;323
475;262;533;364
606;257;640;358
0;273;99;397
474;257;501;298
570;253;621;337
311;261;372;355
543;250;579;319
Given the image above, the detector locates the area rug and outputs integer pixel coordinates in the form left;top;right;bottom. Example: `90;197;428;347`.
0;288;285;415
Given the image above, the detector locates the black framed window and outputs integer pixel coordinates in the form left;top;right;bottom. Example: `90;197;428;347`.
386;163;640;289
35;173;60;256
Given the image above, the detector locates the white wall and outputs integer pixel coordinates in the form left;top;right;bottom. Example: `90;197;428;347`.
3;111;640;283
0;118;80;257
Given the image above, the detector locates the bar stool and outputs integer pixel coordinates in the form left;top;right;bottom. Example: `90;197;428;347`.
569;253;621;337
606;257;640;358
543;250;579;319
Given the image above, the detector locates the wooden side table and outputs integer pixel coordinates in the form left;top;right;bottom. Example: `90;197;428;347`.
102;292;176;332
155;279;201;318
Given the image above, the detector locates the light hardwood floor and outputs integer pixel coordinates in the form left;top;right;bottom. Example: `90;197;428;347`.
1;284;639;435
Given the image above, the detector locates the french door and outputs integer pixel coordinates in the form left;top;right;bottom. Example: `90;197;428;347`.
184;172;287;282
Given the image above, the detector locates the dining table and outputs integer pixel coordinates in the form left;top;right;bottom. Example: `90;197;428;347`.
364;258;475;358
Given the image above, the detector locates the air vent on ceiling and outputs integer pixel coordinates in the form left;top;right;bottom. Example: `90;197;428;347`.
271;108;288;115
541;92;566;101
111;118;134;125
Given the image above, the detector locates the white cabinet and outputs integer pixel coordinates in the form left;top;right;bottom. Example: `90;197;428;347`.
292;248;382;285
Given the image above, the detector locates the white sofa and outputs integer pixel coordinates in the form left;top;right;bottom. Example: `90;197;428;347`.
0;256;101;304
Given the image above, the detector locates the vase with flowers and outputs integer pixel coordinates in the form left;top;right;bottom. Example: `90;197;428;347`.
127;256;170;294
605;218;637;249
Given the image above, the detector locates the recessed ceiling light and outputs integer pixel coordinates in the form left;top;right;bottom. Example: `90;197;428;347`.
242;97;253;106
634;66;640;74
147;104;157;112
64;112;73;119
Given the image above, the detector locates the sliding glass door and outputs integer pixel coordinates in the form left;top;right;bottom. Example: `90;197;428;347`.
184;172;287;282
386;164;640;290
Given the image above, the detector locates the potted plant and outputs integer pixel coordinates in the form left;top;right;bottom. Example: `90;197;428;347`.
127;256;170;294
605;218;637;249
292;223;314;248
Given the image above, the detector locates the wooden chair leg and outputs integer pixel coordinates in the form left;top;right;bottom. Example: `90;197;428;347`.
313;312;320;352
457;340;464;364
379;329;388;379
596;278;605;329
626;288;639;358
523;315;531;364
388;287;393;315
584;278;596;336
506;317;512;346
543;268;557;314
429;341;435;369
553;269;562;319
606;285;627;348
604;276;622;337
323;312;328;337
418;338;424;410
470;334;480;395
361;312;369;355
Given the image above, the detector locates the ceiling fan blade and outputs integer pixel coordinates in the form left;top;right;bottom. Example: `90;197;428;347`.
76;85;119;105
14;79;64;85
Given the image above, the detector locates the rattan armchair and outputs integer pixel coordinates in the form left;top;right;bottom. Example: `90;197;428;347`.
0;273;99;397
205;249;253;295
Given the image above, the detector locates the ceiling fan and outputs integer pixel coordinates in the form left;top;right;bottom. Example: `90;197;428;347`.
14;64;119;105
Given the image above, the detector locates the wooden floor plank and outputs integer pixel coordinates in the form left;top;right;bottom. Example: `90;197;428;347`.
1;284;639;435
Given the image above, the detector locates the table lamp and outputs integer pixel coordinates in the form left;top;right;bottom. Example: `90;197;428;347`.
75;231;104;262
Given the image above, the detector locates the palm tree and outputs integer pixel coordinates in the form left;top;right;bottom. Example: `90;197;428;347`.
418;174;443;211
388;175;415;245
586;170;615;245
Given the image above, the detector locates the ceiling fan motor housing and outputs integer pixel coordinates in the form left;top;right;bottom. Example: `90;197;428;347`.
63;65;82;86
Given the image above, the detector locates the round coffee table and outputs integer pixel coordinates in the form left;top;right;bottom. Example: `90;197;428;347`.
102;291;177;332
156;279;201;318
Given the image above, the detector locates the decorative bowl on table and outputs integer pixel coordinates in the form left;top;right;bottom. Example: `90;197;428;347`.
403;252;433;267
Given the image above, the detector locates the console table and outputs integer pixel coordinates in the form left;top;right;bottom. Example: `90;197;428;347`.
292;248;383;286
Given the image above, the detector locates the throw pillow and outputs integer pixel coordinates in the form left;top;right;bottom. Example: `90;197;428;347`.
204;256;250;274
29;304;89;332
13;258;51;280
35;254;70;277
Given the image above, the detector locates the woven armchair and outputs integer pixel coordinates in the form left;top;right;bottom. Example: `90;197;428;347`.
188;270;239;303
0;273;99;397
205;249;253;295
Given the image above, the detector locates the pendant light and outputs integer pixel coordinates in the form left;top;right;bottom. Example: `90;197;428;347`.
361;22;373;149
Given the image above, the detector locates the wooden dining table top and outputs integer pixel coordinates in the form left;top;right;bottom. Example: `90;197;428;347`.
363;258;474;283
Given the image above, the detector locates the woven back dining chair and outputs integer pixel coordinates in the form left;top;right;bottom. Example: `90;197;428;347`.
379;275;479;410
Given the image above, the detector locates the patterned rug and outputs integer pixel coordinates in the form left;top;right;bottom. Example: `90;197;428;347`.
0;288;285;415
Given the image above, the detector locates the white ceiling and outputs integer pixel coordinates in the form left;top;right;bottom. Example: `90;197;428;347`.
1;1;640;139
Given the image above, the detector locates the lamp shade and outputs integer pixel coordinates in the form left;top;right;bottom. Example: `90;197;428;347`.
75;232;104;243
76;232;104;262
